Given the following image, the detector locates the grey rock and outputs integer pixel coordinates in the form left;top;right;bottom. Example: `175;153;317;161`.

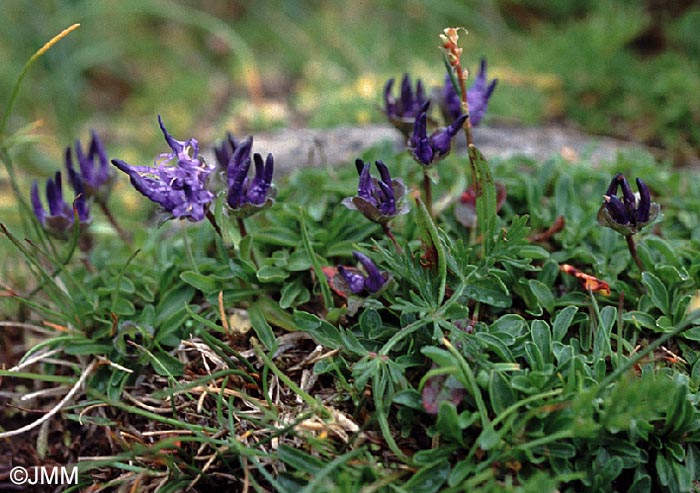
245;124;646;175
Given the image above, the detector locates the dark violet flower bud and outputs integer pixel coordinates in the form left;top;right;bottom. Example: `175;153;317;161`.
247;153;274;205
353;251;386;293
467;58;497;126
225;141;276;218
337;251;388;295
384;74;431;137
214;132;253;171
636;178;651;223
342;159;408;224
440;58;497;126
31;171;91;240
409;106;434;166
111;116;214;222
430;113;468;158
409;102;466;166
597;173;660;235
337;266;366;294
65;131;113;202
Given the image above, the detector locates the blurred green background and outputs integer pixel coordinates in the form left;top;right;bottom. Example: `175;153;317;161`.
2;0;699;162
0;0;698;233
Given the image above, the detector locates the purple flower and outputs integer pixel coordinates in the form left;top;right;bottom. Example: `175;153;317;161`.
65;131;113;202
111;116;214;222
214;132;252;172
226;141;276;217
597;173;660;235
384;74;430;136
441;58;497;126
31;171;90;239
337;251;388;295
342;159;408;224
409;102;467;166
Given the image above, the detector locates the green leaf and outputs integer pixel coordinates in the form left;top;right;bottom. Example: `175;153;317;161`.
153;349;185;376
293;311;344;350
489;371;516;414
156;287;195;325
299;208;334;310
623;310;659;331
468;144;497;254
179;270;218;293
421;346;456;369
435;402;465;445
248;301;278;351
552;306;578;342
464;276;512;308
518;245;550;259
641;271;669;314
402;460;450;493
478;423;501;450
474;332;515;362
256;265;289;283
530;320;552;364
596;305;616;358
277;445;323;475
529;279;554;313
359;308;382;337
413;196;447;305
279;278;309;309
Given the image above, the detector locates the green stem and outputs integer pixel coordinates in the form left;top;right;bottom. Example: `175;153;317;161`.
422;171;433;218
444;338;490;429
598;309;700;393
253;341;330;419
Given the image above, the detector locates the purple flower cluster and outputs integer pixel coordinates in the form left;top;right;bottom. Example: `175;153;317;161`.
598;173;659;235
31;171;90;239
65;131;113;202
217;133;276;217
342;159;408;224
384;74;430;136
409;102;467;166
112;116;215;222
441;58;497;126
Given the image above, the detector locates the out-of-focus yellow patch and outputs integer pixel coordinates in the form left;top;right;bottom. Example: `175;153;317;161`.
689;290;700;314
355;74;379;100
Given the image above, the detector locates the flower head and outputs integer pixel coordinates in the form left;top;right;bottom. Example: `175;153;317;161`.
31;171;91;239
111;116;214;222
384;74;430;136
597;173;660;235
409;102;467;166
65;131;113;202
337;251;388;295
226;142;276;217
342;159;408;224
441;58;497;125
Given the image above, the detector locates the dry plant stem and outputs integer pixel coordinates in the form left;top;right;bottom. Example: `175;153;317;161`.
422;171;433;218
456;63;474;148
205;210;224;240
0;359;96;439
98;200;131;245
382;223;402;253
625;235;645;272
